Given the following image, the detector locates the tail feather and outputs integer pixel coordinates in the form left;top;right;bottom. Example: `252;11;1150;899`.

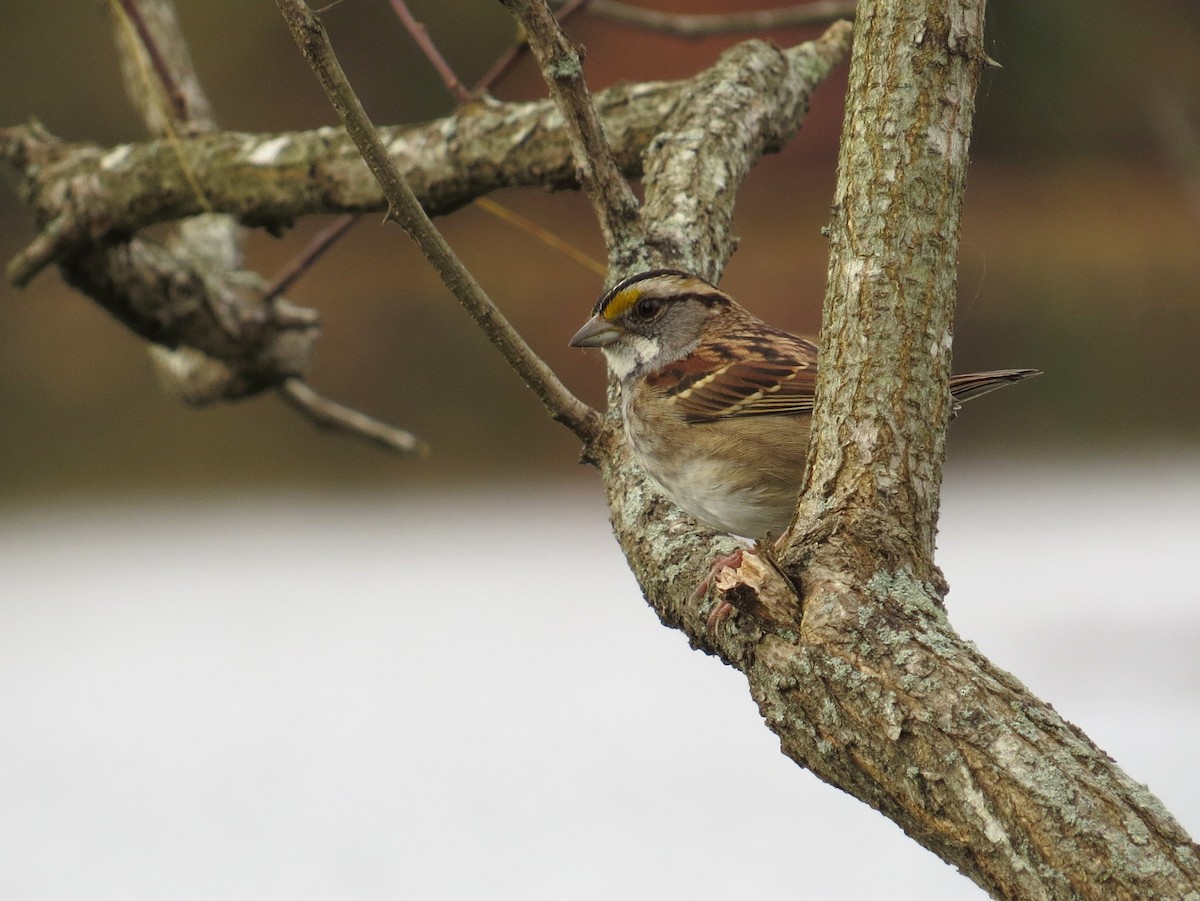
949;368;1041;411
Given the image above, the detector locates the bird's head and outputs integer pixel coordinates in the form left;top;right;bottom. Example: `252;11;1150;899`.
568;269;733;380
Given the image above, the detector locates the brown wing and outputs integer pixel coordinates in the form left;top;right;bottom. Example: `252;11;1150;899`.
644;328;819;423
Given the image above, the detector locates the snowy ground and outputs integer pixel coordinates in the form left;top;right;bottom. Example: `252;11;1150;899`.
1;460;1197;899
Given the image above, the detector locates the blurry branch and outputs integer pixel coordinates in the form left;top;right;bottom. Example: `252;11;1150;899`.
1151;87;1200;224
108;0;215;134
478;0;853;100
109;0;213;222
92;0;321;405
381;0;604;274
561;0;857;38
1;77;684;277
275;0;601;443
6;0;216;287
97;0;425;455
111;0;191;127
386;0;472;104
261;213;360;302
498;0;642;267
278;378;429;457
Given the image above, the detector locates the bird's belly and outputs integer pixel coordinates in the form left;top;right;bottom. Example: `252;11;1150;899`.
624;413;804;538
654;460;797;538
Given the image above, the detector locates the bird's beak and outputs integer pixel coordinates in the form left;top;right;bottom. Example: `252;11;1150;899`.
569;314;621;348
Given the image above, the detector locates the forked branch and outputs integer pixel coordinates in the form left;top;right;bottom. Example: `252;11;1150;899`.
497;0;642;266
569;0;858;38
275;0;602;443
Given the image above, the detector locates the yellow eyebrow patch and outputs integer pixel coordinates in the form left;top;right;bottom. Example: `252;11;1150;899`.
601;286;642;321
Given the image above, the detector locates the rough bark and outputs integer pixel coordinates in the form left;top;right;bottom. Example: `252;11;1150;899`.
4;74;717;281
583;3;1200;899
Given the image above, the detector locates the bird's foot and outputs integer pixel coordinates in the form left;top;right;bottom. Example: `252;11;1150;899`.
690;548;747;631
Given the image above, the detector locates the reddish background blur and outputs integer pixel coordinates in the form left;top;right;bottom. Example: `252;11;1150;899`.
2;1;1198;501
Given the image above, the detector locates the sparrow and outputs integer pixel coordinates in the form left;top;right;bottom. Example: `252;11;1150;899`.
570;269;1039;540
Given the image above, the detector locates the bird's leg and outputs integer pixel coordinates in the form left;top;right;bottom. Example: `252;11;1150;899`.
699;532;801;632
691;547;746;631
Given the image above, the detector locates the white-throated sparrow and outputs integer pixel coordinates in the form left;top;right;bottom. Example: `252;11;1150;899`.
570;269;1039;539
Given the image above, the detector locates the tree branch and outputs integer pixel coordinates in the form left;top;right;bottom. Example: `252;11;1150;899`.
95;0;423;453
113;0;191;121
277;377;429;457
640;27;852;278
787;0;975;581
472;0;592;96
386;0;472;104
107;0;216;134
261;213;360;302
275;0;601;444
497;0;642;266
577;2;1200;897
1;76;678;281
571;0;858;38
97;0;322;404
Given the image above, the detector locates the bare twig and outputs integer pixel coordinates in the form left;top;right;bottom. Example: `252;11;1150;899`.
278;377;428;457
7;216;70;287
497;0;642;265
261;213;360;302
393;0;623;280
565;0;857;38
386;0;472;104
472;0;592;97
275;0;602;444
115;0;190;120
473;197;605;276
108;0;213;213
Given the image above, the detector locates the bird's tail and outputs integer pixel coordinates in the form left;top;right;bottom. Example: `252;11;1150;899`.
949;368;1042;411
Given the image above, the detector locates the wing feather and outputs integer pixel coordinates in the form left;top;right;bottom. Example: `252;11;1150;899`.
644;328;819;423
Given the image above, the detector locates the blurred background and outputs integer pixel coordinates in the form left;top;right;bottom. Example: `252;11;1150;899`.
1;2;1198;899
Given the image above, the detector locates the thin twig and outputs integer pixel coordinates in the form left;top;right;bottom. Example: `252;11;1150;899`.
564;0;857;38
262;213;361;302
497;0;641;263
473;197;605;276
275;0;602;444
116;0;190;120
387;0;472;104
472;0;592;97
391;0;610;275
7;216;70;287
108;0;212;212
278;377;428;457
477;1;854;96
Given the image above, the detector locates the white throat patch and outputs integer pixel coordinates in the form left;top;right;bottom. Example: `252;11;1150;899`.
603;334;661;380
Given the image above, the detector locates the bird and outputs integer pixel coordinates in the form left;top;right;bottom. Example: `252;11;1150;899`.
569;268;1040;541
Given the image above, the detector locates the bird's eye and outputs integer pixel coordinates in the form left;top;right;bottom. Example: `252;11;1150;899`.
634;297;660;319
